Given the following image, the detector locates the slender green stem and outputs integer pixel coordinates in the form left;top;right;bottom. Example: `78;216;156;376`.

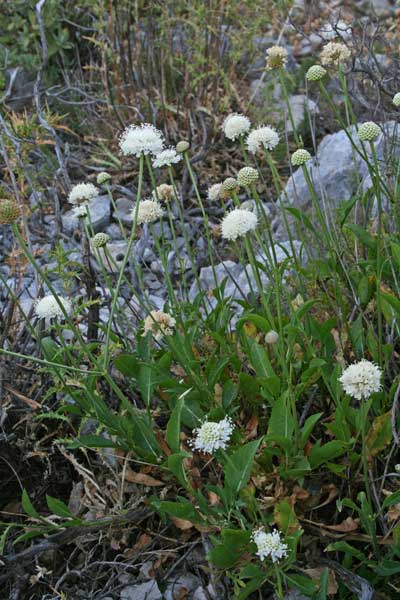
103;154;144;370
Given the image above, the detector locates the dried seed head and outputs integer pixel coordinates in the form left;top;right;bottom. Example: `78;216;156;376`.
237;167;259;186
291;149;312;166
153;183;174;201
97;172;111;185
221;177;239;194
306;65;327;82
357;121;381;142
266;45;288;70
176;140;190;153
92;232;110;248
0;199;21;224
265;330;279;344
393;93;400;108
320;41;351;67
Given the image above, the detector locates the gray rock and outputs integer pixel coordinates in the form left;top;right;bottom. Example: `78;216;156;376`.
92;241;127;273
120;580;162;600
286;95;319;133
106;222;126;240
4;67;35;110
284;121;400;211
114;197;133;226
62;195;110;233
189;260;243;305
164;574;201;600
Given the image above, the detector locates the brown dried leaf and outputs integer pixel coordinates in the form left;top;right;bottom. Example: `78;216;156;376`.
172;517;193;530
123;469;163;487
304;566;338;595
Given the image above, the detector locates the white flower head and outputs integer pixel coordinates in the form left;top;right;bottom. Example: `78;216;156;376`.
68;183;98;205
247;126;279;154
339;359;382;400
191;417;234;453
72;204;89;218
223;113;251;141
252;528;288;563
132;199;164;225
266;45;288;70
221;208;258;241
152;148;182;168
320;41;351;67
35;295;72;320
143;310;176;341
119;123;164;157
208;183;223;202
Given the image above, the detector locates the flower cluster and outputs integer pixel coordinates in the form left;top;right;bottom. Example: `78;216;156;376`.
97;172;111;185
221;209;258;241
339;360;382;400
143;310;176;341
247;126;279;154
132;199;164;225
191;417;234;453
266;45;288;70
92;232;110;248
306;65;327;82
0;199;21;224
119;123;164;157
357;121;380;142
237;167;259;186
68;183;98;205
223;113;251;141
152;148;181;168
320;41;351;67
35;295;71;320
153;183;174;202
208;183;223;202
252;529;288;563
291;149;312;166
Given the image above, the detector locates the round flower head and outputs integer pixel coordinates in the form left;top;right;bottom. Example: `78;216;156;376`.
152;148;182;168
221;208;258;241
132;199;164;225
237;167;259;187
320;42;351;67
153;183;174;202
265;330;279;345
191;417;234;454
247;126;279;154
222;113;251;141
393;93;400;108
266;45;288;70
97;172;111;185
72;204;89;218
143;310;176;341
252;529;288;563
221;177;239;194
68;183;98;205
339;359;382;400
35;295;71;320
92;232;110;248
358;122;381;142
208;183;223;202
119;123;164;158
176;140;190;153
291;148;312;166
306;65;327;82
0;199;21;224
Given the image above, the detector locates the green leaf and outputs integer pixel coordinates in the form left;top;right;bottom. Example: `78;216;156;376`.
366;411;392;456
67;434;117;449
326;541;365;560
268;395;294;443
21;489;40;519
208;529;251;568
153;499;203;524
224;439;261;495
167;452;190;488
46;495;73;518
344;223;376;250
300;413;322;448
113;354;139;377
309;441;345;469
382;489;400;509
166;397;184;454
